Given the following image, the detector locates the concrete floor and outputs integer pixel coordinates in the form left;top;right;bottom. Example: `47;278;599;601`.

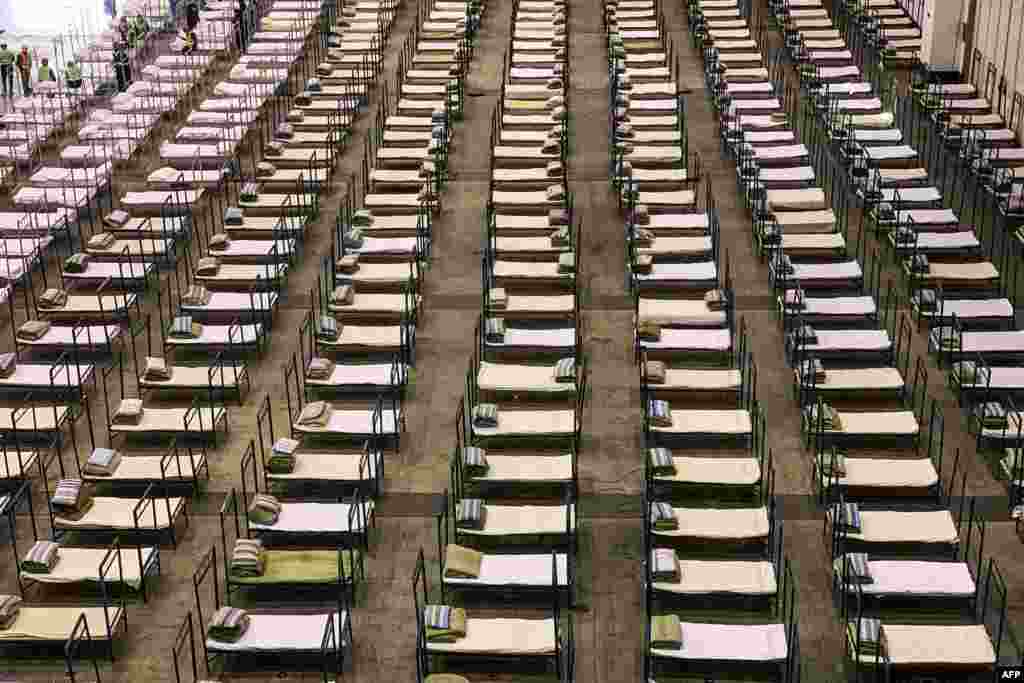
1;1;1024;681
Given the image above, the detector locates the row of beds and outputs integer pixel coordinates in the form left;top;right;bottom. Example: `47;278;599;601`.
784;0;1024;507
606;2;799;681
692;0;1022;680
166;0;494;681
0;0;403;677
405;1;588;682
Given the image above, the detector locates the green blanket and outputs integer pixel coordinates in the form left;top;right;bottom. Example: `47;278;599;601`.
425;607;467;643
650;614;682;649
232;549;355;584
267;453;295;474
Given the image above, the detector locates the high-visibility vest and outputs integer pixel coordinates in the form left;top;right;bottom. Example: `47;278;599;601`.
38;65;53;81
65;62;81;81
0;50;14;66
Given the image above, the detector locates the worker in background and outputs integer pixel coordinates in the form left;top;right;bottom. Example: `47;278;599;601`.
15;46;31;96
64;57;82;92
117;15;130;45
0;43;14;98
234;0;249;51
112;41;131;92
128;13;149;48
185;0;200;32
181;27;198;55
37;57;55;83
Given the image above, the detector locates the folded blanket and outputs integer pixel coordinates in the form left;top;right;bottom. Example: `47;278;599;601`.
549;209;568;227
916;288;937;311
547;160;563;178
209;233;231;251
833;502;861;532
423;605;467;642
489;287;507;309
104;209;130;228
275;124;294;140
224;206;244;226
650;501;677;530
444;544;483;578
0;594;22;630
239;182;260;203
980;401;1008;428
265;140;285;156
248;493;282;526
267;446;295;473
808;402;842;431
472;403;498;428
113;398;144;425
647;399;672;427
84;447;122;476
342;227;364;248
456;498;485;529
645;360;666;384
893;226;915;245
632;228;654;246
909;253;929;274
954;360;989;385
352;209;374;227
306;357;335;380
632;204;650;226
337;254;359;273
650;547;679;582
776;254;793;275
170;315;202;339
17;320;51;341
801;358;825;382
648;447;675;476
52;478;94;516
39;288;68;309
306;78;322;92
632;253;653;273
840;553;872;584
637;320;661;341
847;618;881;655
64;253;90;273
0;353;14;378
317;315;339;342
650;614;682;649
87;231;116;250
256;161;277;177
794;325;817;344
331;285;354;306
298;401;330;427
554;357;575;383
704;288;726;311
818;447;845;477
196;257;220;276
550;227;569;247
558;251;575;273
230;538;264;577
21;541;60;573
208;607;250;643
484;318;504;343
462;447;488;477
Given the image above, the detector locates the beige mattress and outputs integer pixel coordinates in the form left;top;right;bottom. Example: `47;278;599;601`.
878;624;995;666
800;367;903;391
140;365;242;389
656;456;760;486
654;506;770;540
268;451;378;481
21;546;156;589
55;496;185;530
473;408;575;437
110;406;226;433
652;409;752;435
0;605;124;641
654;368;741;392
638;298;726;327
471;454;573;482
829;410;918;436
834;509;958;544
477;362;574;393
765;188;826;212
85;453;206;481
833;458;938;489
460;504;575;536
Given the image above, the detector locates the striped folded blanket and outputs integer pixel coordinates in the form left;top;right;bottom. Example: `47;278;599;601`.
144;356;172;381
637;320;661;341
248;494;282;526
833;502;861;532
650;614;682;649
916;287;937;310
444;544;483;578
317;315;339;342
954;361;988;385
645;360;666;384
267;449;295;474
704;288;726;311
207;607;250;643
554;357;575;383
648;447;676;476
39;288;68;308
196;257;220;276
342;230;363;250
472;403;498;428
337;254;359;273
84;447;122;476
209;233;231;251
423;605;467;642
776;254;793;275
808;402;842;431
484;317;504;343
332;284;355;306
801;358;825;382
647;399;672;427
650;501;677;531
87;232;116;250
240;183;260;202
550;226;570;247
456;499;485;530
650;548;679;582
847;618;881;655
52;478;93;513
170;316;202;339
230;539;264;578
461;447;488;477
980;401;1008;429
489;288;507;309
223;207;244;226
21;541;60;573
557;251;575;274
64;253;91;273
840;553;872;584
0;594;22;630
817;448;845;477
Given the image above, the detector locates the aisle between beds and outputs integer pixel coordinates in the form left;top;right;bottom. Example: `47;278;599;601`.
0;432;63;487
